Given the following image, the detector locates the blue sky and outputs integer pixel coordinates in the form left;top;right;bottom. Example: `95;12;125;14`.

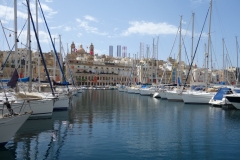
0;0;240;69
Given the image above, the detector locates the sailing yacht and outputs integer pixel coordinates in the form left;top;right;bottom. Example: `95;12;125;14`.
165;16;183;102
0;74;32;146
182;0;216;104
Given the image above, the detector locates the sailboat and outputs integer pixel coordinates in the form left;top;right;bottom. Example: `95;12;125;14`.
0;0;56;119
7;0;55;118
181;0;217;104
166;16;184;102
0;69;31;146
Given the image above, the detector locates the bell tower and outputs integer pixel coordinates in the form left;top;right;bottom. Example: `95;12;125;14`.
89;43;94;55
70;42;76;54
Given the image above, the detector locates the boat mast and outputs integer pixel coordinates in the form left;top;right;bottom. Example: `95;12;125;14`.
222;38;225;83
53;37;56;81
178;15;182;88
152;38;154;84
236;36;239;85
36;0;40;84
27;2;32;92
59;35;63;82
206;0;212;85
191;13;195;83
14;0;18;69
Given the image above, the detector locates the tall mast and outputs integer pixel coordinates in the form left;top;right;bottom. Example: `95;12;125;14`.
222;38;225;83
178;15;182;87
156;36;159;84
59;35;63;82
36;0;40;83
206;0;212;85
191;13;195;83
152;38;154;84
14;0;18;68
27;2;32;92
236;36;239;85
53;37;56;81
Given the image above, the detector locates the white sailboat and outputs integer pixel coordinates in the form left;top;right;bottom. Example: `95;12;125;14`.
182;0;215;104
19;0;54;118
166;16;183;102
34;0;70;111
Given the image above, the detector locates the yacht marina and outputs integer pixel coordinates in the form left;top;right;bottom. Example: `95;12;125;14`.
1;0;240;159
1;89;240;159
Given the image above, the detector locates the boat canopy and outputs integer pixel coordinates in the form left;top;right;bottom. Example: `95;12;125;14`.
0;77;29;83
213;88;231;100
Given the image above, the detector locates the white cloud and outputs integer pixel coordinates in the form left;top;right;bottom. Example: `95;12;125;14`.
18;29;53;48
84;15;98;22
50;25;63;29
0;3;45;24
45;0;53;2
191;0;203;3
37;2;57;18
65;26;71;31
77;33;82;37
76;18;108;36
0;5;27;22
121;21;178;36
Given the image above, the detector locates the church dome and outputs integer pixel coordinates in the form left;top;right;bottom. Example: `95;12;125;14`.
77;44;85;54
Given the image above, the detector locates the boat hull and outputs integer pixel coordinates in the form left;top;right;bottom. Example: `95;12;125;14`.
53;96;69;111
182;92;215;104
166;91;183;102
159;91;167;99
0;113;30;146
225;96;240;109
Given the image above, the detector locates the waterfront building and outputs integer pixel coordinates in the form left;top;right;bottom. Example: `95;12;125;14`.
0;44;233;87
66;42;136;86
0;49;62;82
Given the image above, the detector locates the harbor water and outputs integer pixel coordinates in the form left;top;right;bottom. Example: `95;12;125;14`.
1;90;240;159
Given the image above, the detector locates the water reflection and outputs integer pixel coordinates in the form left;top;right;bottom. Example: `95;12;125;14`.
4;111;69;160
2;90;240;159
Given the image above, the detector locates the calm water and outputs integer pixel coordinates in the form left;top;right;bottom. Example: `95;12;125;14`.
1;90;240;159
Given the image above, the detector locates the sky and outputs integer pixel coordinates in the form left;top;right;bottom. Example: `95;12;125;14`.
0;0;240;69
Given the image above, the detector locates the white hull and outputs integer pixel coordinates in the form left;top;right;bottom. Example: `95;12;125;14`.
127;88;137;94
54;95;69;111
134;89;140;94
139;88;156;96
23;99;53;119
0;113;30;146
159;91;167;99
1;92;55;119
166;91;183;102
182;92;215;104
209;97;231;106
